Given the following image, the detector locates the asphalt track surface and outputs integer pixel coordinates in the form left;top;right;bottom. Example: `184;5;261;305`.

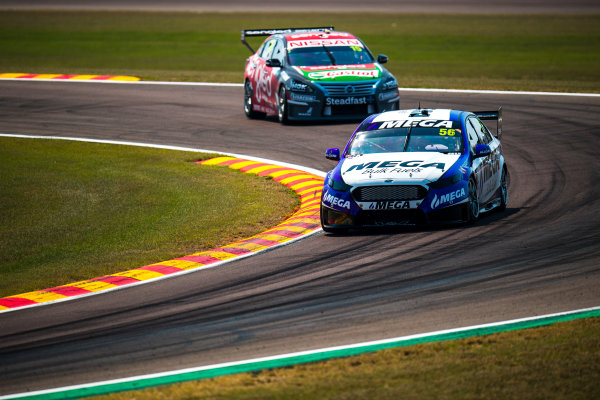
0;80;599;395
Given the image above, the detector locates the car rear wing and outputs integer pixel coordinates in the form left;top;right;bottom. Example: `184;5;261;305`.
474;106;503;139
241;26;335;53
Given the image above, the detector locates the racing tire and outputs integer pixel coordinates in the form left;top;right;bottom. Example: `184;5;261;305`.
277;86;289;124
244;80;261;119
465;178;480;224
498;168;508;212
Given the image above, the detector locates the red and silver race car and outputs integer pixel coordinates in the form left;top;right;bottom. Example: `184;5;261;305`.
242;27;400;123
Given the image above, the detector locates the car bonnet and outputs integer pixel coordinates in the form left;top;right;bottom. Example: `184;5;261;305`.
340;152;461;185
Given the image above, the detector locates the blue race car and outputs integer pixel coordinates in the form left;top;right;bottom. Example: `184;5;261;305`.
320;108;507;232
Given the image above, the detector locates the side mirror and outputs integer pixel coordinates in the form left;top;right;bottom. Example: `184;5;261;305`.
474;144;491;158
377;54;388;64
325;148;341;161
266;58;281;68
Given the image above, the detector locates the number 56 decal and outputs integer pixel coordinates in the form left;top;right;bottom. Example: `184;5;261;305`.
439;128;457;136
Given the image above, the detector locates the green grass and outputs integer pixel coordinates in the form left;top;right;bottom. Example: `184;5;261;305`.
0;11;599;92
93;317;600;400
0;137;299;298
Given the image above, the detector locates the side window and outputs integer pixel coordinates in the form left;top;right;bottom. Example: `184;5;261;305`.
272;40;285;63
466;118;480;152
472;117;493;144
260;39;277;60
481;123;495;143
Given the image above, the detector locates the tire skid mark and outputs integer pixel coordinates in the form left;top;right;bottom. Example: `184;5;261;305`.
0;157;323;312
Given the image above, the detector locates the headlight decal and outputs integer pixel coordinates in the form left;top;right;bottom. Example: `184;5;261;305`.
382;79;398;91
428;172;462;189
289;79;313;92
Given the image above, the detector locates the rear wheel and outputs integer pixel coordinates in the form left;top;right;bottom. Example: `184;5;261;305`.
466;178;480;224
244;80;260;119
498;168;508;211
277;86;289;124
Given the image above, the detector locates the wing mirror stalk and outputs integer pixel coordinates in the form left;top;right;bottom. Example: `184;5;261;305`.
266;59;282;68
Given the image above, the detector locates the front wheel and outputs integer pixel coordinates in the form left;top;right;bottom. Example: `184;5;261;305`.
465;178;480;224
277;86;289;124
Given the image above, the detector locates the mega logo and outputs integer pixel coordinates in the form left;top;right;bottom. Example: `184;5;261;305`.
430;188;467;209
378;119;454;129
323;191;351;209
346;160;446;171
368;201;410;210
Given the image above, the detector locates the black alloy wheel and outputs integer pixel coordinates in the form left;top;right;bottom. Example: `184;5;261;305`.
278;86;289;124
244;80;260;118
498;168;508;211
466;178;480;224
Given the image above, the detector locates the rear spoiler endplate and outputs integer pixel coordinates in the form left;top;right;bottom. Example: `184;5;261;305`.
474;106;503;139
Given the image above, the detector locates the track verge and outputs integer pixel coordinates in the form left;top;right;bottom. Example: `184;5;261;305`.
0;135;325;313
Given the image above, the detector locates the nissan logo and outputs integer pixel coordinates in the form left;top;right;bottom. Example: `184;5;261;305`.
344;85;355;94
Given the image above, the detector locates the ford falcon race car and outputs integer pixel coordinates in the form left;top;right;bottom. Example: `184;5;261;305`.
242;27;400;123
320;108;507;232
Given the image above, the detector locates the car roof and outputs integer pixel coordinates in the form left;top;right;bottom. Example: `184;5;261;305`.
281;30;354;39
278;31;363;49
354;109;471;133
372;109;468;122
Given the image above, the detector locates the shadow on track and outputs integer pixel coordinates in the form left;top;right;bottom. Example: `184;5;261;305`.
321;207;521;237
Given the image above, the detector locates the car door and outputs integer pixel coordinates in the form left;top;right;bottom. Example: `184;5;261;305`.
468;116;499;203
263;39;286;114
247;38;277;112
476;117;502;201
466;117;487;201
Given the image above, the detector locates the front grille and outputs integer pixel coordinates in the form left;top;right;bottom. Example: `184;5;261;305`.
318;82;375;96
353;185;427;201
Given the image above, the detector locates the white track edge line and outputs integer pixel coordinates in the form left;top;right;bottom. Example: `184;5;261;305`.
2;305;599;399
1;78;599;97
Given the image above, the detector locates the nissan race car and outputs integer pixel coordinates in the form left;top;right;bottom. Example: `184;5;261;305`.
320;108;507;232
241;26;400;123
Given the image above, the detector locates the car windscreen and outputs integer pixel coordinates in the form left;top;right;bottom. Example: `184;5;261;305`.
346;127;464;155
288;46;374;66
